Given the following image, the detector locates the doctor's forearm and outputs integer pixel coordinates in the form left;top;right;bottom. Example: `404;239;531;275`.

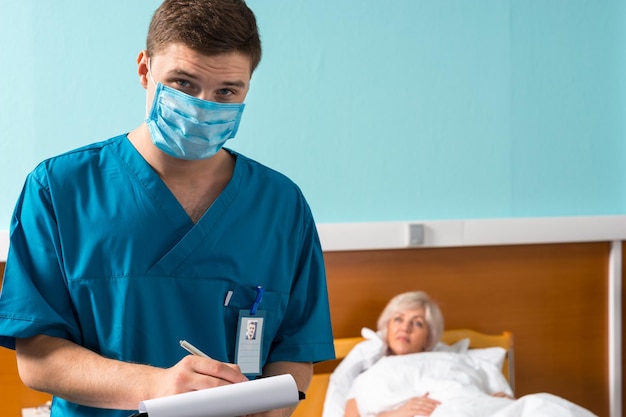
16;334;162;410
257;361;313;417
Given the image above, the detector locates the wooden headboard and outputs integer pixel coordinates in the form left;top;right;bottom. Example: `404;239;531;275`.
320;243;612;417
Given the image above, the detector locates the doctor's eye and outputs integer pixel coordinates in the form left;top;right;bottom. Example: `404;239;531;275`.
171;78;196;93
215;88;237;101
175;78;190;87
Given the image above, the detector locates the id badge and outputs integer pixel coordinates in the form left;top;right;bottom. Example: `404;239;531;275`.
235;309;265;376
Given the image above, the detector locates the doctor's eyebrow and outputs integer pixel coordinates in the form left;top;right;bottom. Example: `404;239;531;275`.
221;80;246;88
165;68;246;89
166;68;199;80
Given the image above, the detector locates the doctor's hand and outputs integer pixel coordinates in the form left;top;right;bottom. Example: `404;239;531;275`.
379;393;441;417
152;355;248;398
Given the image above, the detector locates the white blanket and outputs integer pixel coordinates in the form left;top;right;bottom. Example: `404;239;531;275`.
349;352;597;417
323;328;471;417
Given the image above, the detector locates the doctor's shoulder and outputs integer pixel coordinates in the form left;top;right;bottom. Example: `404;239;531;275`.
28;135;127;182
227;148;310;202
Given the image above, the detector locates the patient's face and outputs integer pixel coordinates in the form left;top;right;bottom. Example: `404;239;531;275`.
386;307;429;355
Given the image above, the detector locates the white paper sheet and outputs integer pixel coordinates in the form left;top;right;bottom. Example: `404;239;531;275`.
138;373;299;417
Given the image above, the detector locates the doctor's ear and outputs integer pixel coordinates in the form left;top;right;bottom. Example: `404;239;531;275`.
136;50;150;89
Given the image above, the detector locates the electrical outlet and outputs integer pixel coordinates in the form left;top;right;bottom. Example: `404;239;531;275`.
408;223;424;246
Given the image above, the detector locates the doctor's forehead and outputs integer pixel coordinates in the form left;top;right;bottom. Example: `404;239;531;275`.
150;45;252;79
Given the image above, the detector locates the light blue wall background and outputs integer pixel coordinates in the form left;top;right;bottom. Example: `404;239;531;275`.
0;1;624;230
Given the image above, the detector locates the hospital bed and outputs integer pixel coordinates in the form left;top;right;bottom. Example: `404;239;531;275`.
292;329;514;417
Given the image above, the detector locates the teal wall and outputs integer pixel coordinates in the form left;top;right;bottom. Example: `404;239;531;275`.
1;1;624;229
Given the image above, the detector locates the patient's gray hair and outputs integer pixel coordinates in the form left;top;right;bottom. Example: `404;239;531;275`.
376;291;444;352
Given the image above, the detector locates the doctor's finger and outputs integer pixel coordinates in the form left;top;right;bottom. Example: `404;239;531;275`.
190;356;248;384
175;355;248;389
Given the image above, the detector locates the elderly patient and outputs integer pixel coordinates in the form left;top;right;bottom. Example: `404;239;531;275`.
324;291;597;417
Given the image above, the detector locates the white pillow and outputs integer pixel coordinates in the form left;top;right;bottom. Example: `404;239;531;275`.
433;338;470;353
467;346;507;371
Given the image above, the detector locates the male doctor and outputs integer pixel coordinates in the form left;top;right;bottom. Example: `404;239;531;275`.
0;1;335;416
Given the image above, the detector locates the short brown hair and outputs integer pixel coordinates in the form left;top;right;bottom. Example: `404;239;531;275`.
146;0;262;72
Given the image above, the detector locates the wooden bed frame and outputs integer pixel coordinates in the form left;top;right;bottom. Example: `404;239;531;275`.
292;329;513;417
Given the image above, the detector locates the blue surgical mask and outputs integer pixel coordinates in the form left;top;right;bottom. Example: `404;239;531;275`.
145;65;245;160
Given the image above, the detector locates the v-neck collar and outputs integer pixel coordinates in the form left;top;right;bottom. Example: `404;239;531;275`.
114;136;244;274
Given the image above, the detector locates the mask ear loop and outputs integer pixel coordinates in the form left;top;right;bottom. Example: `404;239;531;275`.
145;57;159;117
146;57;157;87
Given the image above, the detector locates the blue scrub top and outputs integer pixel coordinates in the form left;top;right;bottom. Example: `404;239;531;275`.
0;135;335;417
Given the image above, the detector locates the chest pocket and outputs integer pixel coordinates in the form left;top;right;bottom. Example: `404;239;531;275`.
223;283;287;365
